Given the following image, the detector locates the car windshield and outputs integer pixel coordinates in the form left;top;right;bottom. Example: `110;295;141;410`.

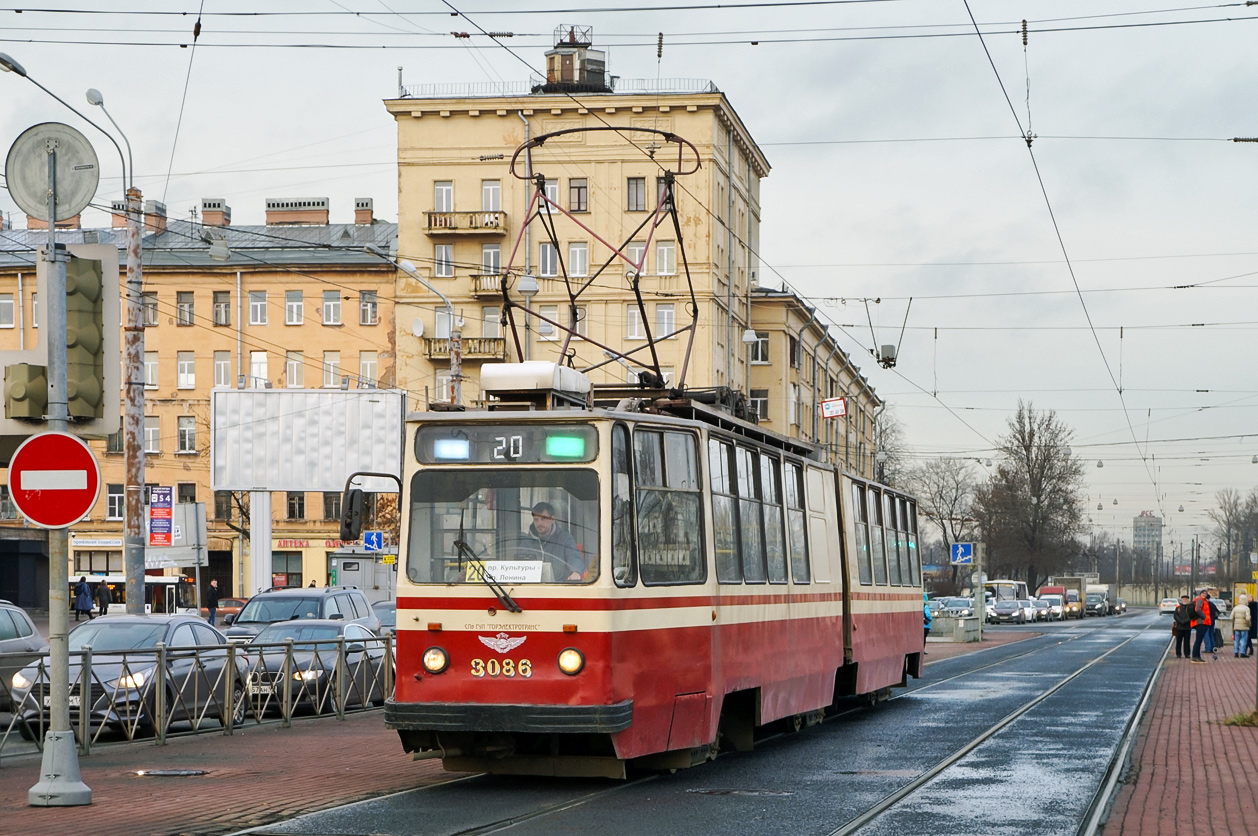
406;468;600;585
253;624;344;644
374;602;396;628
1087;593;1103;603
68;622;167;652
236;596;323;624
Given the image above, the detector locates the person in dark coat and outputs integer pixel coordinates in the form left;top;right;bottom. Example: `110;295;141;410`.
205;579;221;626
95;580;113;617
1248;596;1257;657
528;501;585;581
73;576;92;621
1172;595;1194;659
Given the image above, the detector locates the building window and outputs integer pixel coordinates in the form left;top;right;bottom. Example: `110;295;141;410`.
142;291;158;326
214;351;231;388
322;351;341;387
213;291;231;326
749;389;769;422
287;492;305;520
789;383;800;426
656;303;675;338
178;483;196;504
359;351;377;388
539;242;558;277
249;351;267;387
481;243;500;274
272;552;303;588
435;372;452;403
323;492;341;521
435;309;451;340
0;293;13;328
249;291;267;325
626;177;646;212
789;336;800;369
31;293;38;328
359;291;378;325
657;241;676;276
482;305;500;338
626;241;646;272
749;332;770;363
322;291;341;325
105;485;124;520
215;491;233;521
144;352;158;388
434;181;453;212
627;305;645;340
538;304;558;339
176;416;196;452
176;291;194;326
177;351;195;389
543;179;559;205
286;351;304;388
106;430;123;454
144;416;160;454
571;304;587;338
482;180;501;211
569;178;588;212
285;290;303;325
568;242;588;277
435;244;454;278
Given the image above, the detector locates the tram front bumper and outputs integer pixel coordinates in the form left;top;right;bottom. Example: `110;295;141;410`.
385;699;633;734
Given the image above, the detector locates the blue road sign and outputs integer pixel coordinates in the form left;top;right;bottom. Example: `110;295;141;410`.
364;531;383;552
951;543;974;565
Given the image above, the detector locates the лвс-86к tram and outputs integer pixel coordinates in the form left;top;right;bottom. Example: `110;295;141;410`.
374;363;923;778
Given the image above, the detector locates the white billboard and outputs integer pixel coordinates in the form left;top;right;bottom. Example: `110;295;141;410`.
211;389;406;493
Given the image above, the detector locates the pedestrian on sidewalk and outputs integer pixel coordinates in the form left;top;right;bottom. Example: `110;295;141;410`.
1173;595;1194;658
73;576;92;621
206;578;221;625
922;593;932;654
1191;590;1212;663
95;579;113;617
1206;594;1220;659
1248;596;1257;657
1232;595;1251;657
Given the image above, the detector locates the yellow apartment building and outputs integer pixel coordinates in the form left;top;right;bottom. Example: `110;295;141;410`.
0;198;398;606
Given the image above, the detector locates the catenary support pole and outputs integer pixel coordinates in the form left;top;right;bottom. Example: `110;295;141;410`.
123;186;145;614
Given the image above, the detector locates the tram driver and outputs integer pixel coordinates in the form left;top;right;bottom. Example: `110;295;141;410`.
528;501;585;582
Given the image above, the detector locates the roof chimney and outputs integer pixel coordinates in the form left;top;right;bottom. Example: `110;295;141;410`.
144;200;167;235
266;197;329;226
27;214;81;230
354;198;375;225
202;198;231;227
110;199;127;229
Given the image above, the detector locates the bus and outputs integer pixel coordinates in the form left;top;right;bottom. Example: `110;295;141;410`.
985;579;1029;602
71;574;198;616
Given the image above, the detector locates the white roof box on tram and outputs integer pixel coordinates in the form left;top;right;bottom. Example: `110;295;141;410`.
481;362;592;397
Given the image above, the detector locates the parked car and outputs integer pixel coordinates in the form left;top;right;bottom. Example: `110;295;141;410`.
201;597;249;621
8;614;249;740
1085;593;1109;616
245;620;387;714
1159;598;1179;615
991;599;1027;624
941;597;976;618
1032;599;1052;621
0;600;46;711
223;586;380;643
373;600;397;636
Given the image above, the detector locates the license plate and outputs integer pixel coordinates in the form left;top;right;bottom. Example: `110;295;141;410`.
43;695;81;708
251;684;275;695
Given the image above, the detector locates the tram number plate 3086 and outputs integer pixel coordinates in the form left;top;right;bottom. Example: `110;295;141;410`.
470;658;532;678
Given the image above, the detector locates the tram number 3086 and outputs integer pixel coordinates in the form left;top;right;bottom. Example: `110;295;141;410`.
471;658;532;678
493;435;523;459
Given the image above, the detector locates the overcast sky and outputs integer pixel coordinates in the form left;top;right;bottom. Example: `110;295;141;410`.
2;1;1256;552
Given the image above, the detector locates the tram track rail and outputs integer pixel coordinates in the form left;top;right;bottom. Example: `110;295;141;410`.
824;619;1164;836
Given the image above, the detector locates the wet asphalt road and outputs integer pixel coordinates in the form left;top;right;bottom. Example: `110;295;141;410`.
241;611;1168;836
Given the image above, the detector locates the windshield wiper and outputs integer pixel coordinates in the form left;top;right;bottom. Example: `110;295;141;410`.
454;510;522;614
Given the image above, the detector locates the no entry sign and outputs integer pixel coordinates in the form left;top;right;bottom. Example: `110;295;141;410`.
7;432;101;528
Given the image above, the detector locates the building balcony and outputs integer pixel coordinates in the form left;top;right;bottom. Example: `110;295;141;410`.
424;336;508;361
470;273;507;297
425;211;508;235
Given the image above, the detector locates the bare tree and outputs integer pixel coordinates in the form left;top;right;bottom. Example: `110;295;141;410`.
874;405;908;487
972;402;1087;590
904;457;980;587
1207;488;1245;581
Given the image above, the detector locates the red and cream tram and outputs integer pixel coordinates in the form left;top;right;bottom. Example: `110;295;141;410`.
375;364;924;778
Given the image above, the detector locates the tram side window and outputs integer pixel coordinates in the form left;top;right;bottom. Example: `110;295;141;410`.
785;462;809;583
894;496;911;586
868;488;888;585
634;429;705;585
612;424;637;587
852;484;872;585
760;455;787;583
736;446;767;583
710;438;741;583
906;499;921;586
885;493;902;585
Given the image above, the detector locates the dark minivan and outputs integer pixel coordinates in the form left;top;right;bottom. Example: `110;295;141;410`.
223;586;380;643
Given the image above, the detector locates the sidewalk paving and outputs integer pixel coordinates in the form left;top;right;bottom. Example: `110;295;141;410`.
1105;644;1258;835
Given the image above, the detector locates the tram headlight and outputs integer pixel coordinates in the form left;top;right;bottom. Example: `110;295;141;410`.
557;648;585;676
422;646;450;674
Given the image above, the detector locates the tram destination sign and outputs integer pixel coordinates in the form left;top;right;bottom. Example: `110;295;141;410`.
417;424;598;464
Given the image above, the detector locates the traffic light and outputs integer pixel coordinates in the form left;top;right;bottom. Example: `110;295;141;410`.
64;251;105;419
340;488;365;541
4;363;47;419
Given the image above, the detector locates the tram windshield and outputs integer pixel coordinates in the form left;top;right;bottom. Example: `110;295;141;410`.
406;468;599;585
